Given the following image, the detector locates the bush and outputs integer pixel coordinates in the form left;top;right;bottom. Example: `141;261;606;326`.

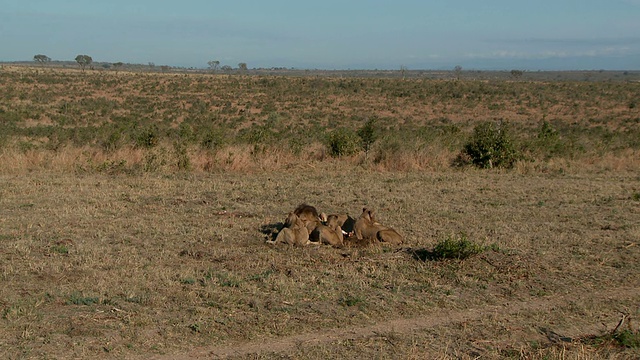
462;121;519;168
238;124;276;145
373;135;403;164
614;329;640;348
357;118;378;158
200;128;226;151
135;125;160;148
532;120;569;160
177;122;195;143
101;129;122;152
327;128;361;157
537;120;558;140
432;233;485;260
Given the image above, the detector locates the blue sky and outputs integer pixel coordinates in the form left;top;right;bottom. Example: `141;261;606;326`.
1;0;639;70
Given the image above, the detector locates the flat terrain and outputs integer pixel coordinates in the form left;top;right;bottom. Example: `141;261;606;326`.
0;67;639;359
1;167;639;359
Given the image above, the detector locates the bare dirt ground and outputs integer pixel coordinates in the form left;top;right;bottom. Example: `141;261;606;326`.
156;285;639;359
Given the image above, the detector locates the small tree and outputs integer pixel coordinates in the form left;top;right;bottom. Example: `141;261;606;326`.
207;60;220;73
113;62;124;73
461;121;519;168
453;65;463;80
221;65;232;73
33;54;51;66
510;70;524;79
357;118;378;160
238;62;248;72
75;54;93;71
400;65;408;80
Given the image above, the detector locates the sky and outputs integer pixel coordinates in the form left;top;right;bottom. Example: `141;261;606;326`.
1;0;639;70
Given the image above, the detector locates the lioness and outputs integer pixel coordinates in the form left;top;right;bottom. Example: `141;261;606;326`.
354;207;403;245
267;212;311;246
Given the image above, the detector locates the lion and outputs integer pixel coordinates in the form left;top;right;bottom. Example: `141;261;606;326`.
353;207;403;245
323;213;356;236
266;212;311;246
310;216;344;247
293;203;322;234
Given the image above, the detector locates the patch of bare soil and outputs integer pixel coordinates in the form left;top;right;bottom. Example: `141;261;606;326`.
153;285;639;359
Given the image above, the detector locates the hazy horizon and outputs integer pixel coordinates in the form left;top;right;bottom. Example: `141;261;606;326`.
2;1;639;71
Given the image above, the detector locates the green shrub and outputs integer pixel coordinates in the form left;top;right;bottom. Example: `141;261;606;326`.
101;129;123;152
432;233;485;260
462;121;519;168
287;133;307;156
177;122;195;143
357;118;378;158
200;128;226;151
581;327;640;349
537;120;558;140
238;124;276;145
614;329;640;348
135;125;160;148
327;128;361;157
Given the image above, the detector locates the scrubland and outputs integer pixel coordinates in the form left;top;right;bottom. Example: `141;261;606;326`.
0;66;639;359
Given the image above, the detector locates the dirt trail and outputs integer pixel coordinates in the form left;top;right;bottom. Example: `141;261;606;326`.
150;286;639;359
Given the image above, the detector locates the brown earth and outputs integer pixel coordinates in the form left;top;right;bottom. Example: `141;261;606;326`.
154;285;639;359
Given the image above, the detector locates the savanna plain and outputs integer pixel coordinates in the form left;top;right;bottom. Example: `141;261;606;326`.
1;66;639;359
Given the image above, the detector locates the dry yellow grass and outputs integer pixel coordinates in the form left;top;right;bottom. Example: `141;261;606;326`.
1;67;639;359
1;165;639;359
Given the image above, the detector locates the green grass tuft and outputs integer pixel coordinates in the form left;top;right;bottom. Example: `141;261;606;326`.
432;233;486;260
67;292;100;305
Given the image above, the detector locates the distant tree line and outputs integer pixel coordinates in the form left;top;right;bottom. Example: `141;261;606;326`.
30;54;532;80
33;54;252;74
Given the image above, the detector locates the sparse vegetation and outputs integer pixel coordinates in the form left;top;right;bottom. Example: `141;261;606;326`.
0;67;638;173
0;66;639;359
67;292;100;306
577;316;640;350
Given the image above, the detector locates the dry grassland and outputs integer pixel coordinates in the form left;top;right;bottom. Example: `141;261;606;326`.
2;167;639;359
0;67;639;359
